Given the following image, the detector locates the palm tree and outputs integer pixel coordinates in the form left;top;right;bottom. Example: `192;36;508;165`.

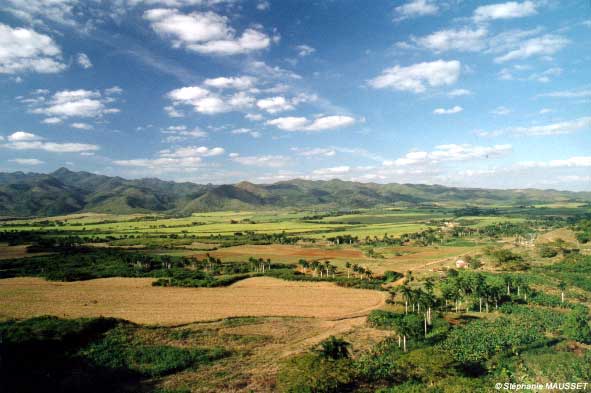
345;262;351;278
558;281;567;303
317;336;350;359
401;285;413;314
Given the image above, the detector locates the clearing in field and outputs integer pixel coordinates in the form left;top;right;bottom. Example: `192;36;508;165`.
0;276;386;325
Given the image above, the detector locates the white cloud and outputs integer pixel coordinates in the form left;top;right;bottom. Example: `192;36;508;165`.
477;117;591;137
266;115;356;132
296;44;315;57
491;106;512;115
166;85;255;115
528;67;562;83
7;131;41;142
42;117;63;124
9;158;44;165
473;1;537;22
26;88;120;120
4;0;78;26
518;156;591;169
245;113;264;121
312;166;351;176
413;27;488;52
494;34;568;63
230;154;288;167
1;131;99;153
164;105;184;117
114;144;224;170
71;122;93;130
144;9;272;55
394;0;439;21
383;144;512;167
537;88;591;99
105;86;123;95
0;23;66;74
292;147;336;157
256;96;294;113
76;53;92;69
368;60;461;93
161;125;207;141
231;128;261;138
448;88;472;97
433;106;463;115
203;76;256;90
245;60;301;80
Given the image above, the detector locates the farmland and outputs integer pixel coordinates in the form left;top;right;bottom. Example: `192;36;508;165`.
1;203;591;392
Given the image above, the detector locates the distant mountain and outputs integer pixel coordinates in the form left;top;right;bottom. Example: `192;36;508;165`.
0;168;589;217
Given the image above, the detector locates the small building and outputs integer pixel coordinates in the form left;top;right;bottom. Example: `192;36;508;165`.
455;259;467;269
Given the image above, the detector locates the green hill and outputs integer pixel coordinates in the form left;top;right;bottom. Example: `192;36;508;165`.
0;168;589;217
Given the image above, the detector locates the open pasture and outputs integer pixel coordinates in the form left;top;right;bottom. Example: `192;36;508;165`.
0;276;386;325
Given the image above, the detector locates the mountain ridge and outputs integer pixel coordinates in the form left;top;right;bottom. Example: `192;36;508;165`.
0;167;589;217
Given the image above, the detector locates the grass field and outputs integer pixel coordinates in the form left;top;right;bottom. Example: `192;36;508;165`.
0;276;386;325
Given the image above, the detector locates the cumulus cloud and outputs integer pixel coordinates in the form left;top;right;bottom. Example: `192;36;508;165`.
144;9;272;55
433;106;463;115
473;1;537;22
413;27;488;52
9;158;44;165
266;115;356;132
383;144;512;167
42;117;63;124
76;53;92;69
4;0;79;26
494;34;569;63
161;125;207;142
230;154;288;167
166;85;255;115
231;128;261;138
295;44;315;57
368;60;461;93
537;88;591;99
517;156;591;169
23;88;121;121
448;89;472;97
477;117;591;137
1;131;99;153
256;96;294;114
491;106;512;115
312;166;351;176
203;76;256;90
292;147;336;157
71;122;93;130
394;0;439;21
0;23;66;74
114;145;224;170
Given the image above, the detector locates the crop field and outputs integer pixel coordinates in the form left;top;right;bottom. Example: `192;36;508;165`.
0;276;386;325
2;203;591;393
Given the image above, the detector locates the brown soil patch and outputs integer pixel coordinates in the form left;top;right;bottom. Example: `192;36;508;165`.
536;228;578;244
0;245;53;260
0;276;386;325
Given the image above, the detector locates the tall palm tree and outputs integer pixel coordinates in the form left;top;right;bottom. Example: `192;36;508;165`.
401;285;413;314
558;281;567;303
345;262;351;278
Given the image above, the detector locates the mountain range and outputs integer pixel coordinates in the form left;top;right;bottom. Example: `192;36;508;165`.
0;168;589;217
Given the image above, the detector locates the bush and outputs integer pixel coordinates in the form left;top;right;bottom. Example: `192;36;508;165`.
276;353;356;393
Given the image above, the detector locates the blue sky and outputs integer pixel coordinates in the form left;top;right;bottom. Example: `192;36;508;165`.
0;0;590;190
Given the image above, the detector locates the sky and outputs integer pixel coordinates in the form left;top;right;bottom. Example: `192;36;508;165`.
0;0;590;190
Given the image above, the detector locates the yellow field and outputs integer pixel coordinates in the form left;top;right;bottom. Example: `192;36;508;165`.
0;276;386;325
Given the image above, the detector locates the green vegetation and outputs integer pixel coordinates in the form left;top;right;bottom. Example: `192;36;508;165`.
0;316;228;393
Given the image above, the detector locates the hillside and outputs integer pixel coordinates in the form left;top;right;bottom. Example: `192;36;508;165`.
0;168;590;217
